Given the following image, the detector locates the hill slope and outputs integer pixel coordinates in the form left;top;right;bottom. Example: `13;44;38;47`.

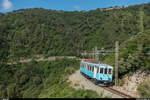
0;58;100;98
0;2;150;98
0;3;150;60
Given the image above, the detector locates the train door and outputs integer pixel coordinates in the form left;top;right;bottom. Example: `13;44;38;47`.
94;66;97;78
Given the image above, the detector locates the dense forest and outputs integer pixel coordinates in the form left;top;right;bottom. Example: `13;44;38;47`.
0;3;150;60
0;58;100;98
0;2;150;98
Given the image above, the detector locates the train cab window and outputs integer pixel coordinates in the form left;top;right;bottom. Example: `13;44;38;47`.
97;67;99;73
104;68;107;74
82;64;84;68
90;66;91;71
100;68;103;74
89;66;91;71
92;67;94;72
108;68;112;74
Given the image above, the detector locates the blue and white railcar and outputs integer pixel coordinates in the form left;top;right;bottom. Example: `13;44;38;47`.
80;59;113;86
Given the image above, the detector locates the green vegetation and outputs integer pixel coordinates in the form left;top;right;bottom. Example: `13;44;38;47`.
0;2;150;98
0;3;150;61
103;30;150;78
0;58;100;98
137;79;150;98
102;30;150;98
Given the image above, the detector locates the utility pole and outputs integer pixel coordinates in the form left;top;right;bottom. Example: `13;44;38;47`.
95;46;99;62
93;48;95;60
115;41;119;86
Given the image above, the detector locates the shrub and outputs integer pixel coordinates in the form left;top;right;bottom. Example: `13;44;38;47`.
6;84;17;98
65;67;75;75
19;74;29;85
137;80;150;98
32;76;42;86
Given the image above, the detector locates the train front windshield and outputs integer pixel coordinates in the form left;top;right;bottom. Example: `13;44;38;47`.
108;68;112;75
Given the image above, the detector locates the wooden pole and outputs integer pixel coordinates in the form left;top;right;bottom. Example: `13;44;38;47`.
95;46;99;62
93;48;95;60
115;41;119;86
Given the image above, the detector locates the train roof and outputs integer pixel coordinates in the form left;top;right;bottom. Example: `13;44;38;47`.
81;60;113;69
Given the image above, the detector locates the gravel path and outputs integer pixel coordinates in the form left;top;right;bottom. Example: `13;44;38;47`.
68;70;122;98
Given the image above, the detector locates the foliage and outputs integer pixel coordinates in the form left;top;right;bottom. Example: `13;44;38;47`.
1;3;150;60
0;2;150;98
103;30;150;78
0;59;100;98
137;80;150;98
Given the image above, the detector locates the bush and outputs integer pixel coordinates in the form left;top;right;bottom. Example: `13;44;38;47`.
32;76;42;86
65;67;76;75
19;74;29;85
6;84;17;98
137;80;150;98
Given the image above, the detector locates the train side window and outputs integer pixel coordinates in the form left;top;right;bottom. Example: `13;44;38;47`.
90;66;91;71
100;68;103;74
104;68;107;74
97;67;99;73
108;68;112;74
93;66;94;72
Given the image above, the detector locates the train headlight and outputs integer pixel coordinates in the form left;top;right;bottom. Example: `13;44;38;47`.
108;78;111;81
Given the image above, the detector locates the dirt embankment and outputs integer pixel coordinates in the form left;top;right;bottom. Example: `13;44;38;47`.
112;71;150;98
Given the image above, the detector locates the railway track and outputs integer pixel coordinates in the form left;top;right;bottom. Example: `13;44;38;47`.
103;87;133;98
80;72;134;98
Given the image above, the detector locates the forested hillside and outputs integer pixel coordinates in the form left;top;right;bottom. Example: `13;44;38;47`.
104;30;150;77
0;2;150;98
1;3;150;60
0;58;100;98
